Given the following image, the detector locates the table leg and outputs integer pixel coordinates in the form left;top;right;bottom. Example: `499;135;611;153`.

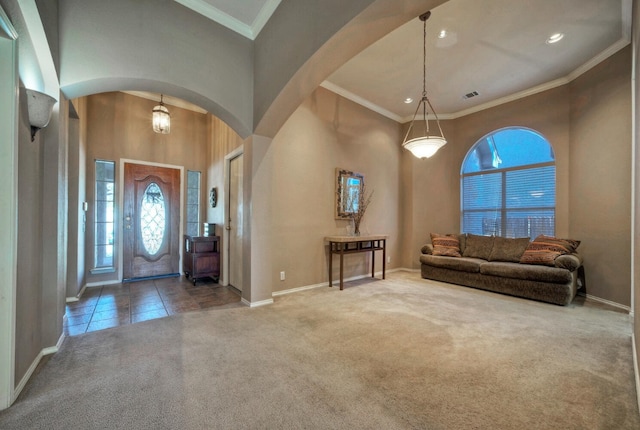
328;243;333;287
339;244;344;290
382;239;386;279
371;247;375;278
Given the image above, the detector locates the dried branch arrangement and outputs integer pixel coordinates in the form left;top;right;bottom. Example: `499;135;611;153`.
346;183;373;236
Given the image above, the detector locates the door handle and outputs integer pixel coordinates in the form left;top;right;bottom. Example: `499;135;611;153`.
226;225;231;231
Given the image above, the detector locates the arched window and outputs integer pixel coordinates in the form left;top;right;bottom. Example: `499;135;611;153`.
460;127;555;239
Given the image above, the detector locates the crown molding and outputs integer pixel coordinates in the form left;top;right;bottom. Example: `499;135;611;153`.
174;0;281;40
320;81;403;123
174;0;253;39
251;0;281;37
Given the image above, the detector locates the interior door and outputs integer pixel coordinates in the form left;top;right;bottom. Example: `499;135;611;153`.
123;163;180;280
228;154;243;291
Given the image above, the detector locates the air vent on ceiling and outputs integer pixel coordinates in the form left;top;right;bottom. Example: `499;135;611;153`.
463;91;479;100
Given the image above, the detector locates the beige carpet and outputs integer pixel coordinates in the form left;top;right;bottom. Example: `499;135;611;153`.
0;271;638;429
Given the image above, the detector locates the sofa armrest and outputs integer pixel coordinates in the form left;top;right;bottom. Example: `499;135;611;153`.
554;252;582;271
421;244;434;255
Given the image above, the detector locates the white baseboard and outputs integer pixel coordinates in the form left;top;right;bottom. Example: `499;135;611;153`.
272;267;413;297
272;281;327;297
85;280;120;288
577;292;631;313
65;296;79;303
633;335;640;416
13;331;64;402
76;284;87;299
241;297;274;308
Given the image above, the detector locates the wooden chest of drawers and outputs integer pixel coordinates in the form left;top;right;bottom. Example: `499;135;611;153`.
183;235;220;285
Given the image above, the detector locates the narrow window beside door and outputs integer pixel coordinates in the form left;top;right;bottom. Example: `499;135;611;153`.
186;170;201;236
93;160;115;272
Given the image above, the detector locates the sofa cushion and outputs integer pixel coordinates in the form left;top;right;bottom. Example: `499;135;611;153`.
430;233;462;257
480;261;572;283
520;235;581;266
420;254;483;273
462;234;495;260
488;237;531;263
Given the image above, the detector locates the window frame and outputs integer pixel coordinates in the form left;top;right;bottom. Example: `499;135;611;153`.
186;170;201;237
91;159;116;273
460;127;556;239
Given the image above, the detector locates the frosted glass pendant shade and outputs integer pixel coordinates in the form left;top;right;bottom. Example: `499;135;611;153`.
403;136;447;159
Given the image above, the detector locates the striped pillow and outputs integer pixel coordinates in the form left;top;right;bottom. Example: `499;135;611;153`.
431;233;462;257
519;235;580;266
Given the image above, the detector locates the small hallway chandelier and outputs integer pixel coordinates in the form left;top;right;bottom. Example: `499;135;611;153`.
152;94;171;134
402;11;447;159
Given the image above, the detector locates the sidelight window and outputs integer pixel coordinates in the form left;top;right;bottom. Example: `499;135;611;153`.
94;160;115;270
186;170;201;236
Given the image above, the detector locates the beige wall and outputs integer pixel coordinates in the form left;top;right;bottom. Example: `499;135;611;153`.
570;47;632;306
206;116;243;228
266;87;403;292
83;92;210;285
631;0;639;404
407;47;632;307
15;86;44;384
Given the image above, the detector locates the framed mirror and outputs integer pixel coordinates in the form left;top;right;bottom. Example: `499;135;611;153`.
335;168;363;219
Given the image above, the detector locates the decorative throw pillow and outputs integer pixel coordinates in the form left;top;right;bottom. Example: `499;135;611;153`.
519;235;581;266
488;237;531;263
430;233;462;257
462;234;495;260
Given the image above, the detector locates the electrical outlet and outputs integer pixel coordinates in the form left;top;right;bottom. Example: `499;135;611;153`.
387;256;391;263
280;271;285;281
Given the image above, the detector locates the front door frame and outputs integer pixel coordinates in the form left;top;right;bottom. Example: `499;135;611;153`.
119;159;184;282
221;146;244;288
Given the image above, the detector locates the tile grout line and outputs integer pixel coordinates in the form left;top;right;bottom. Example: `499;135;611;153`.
83;286;104;334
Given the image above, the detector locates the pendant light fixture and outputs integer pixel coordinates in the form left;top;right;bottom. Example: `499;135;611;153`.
152;94;171;134
402;11;447;159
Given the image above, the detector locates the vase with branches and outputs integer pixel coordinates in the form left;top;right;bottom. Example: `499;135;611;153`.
346;183;373;236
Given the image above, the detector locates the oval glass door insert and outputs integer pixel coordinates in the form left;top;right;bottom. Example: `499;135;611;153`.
140;182;166;255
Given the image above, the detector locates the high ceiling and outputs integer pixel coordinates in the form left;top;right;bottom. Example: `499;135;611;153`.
175;0;630;123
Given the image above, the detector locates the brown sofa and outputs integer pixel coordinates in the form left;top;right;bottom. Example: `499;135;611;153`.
420;234;584;306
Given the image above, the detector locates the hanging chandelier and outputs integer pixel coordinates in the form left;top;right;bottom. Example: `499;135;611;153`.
402;11;447;159
152;94;171;134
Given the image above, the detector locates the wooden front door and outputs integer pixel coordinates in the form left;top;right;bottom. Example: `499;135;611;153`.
123;163;180;280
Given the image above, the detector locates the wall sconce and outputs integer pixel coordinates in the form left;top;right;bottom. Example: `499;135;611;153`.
26;88;57;142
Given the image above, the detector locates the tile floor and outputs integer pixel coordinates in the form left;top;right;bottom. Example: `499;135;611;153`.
64;276;241;336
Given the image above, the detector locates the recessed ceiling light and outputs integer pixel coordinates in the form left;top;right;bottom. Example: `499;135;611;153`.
546;33;564;44
404;97;413;104
438;29;447;39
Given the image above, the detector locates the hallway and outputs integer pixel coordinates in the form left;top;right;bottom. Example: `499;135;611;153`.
64;276;241;336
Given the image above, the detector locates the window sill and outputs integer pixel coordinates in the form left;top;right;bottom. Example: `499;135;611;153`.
90;267;116;275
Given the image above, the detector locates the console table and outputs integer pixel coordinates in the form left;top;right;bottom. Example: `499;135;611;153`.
325;235;388;290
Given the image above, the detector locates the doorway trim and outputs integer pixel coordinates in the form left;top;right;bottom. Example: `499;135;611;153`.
118;159;185;282
221;146;244;287
0;8;18;410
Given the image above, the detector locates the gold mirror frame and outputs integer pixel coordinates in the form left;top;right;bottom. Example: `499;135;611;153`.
335;168;363;219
